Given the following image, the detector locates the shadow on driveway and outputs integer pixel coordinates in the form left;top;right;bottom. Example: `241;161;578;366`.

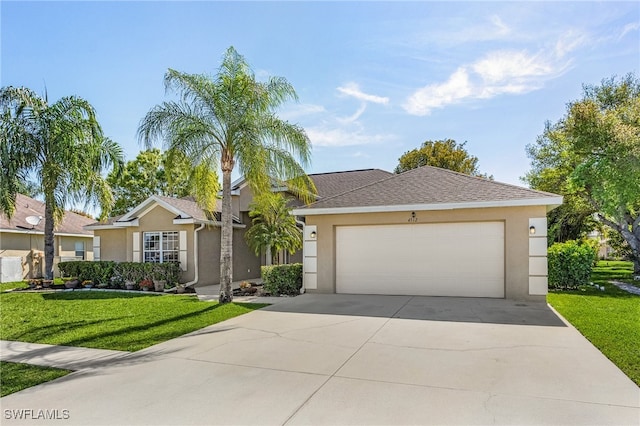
262;293;567;327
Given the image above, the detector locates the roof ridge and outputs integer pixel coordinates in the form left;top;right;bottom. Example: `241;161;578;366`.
308;168;391;177
406;165;558;197
306;169;400;207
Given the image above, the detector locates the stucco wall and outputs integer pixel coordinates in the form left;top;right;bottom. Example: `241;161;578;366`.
304;205;548;302
197;227;221;286
1;232;93;279
94;229;127;262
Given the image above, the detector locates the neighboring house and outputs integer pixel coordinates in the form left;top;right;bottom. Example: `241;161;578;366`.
292;166;563;302
0;194;95;282
85;169;391;287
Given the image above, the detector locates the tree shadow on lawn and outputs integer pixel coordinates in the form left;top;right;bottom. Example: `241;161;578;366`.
10;303;245;351
41;291;163;301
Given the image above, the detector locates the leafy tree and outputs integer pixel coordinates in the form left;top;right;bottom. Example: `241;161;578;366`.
0;86;123;279
395;139;491;178
245;193;302;265
526;74;640;273
524;124;599;243
107;148;192;215
138;46;315;303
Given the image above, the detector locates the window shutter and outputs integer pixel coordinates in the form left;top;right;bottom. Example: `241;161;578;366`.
93;236;101;261
132;232;140;262
179;231;187;271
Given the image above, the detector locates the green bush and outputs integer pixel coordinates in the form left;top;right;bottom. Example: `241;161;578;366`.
548;240;598;289
262;263;302;296
58;261;116;285
58;261;180;288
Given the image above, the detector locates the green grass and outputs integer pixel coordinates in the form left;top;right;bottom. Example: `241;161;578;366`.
0;281;30;292
0;362;71;397
548;261;640;386
0;291;266;351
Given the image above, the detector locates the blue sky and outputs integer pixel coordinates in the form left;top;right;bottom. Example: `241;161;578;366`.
2;1;639;187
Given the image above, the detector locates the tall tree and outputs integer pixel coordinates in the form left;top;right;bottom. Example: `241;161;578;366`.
107;148;192;215
395;139;490;178
138;46;315;303
526;74;640;273
0;86;124;279
524;123;599;243
245;193;302;265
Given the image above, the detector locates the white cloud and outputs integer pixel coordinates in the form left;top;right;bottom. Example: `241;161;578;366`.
489;15;511;37
280;103;325;121
403;36;578;116
306;125;394;147
554;30;586;58
337;82;389;105
337;103;367;124
618;22;640;40
403;68;472;116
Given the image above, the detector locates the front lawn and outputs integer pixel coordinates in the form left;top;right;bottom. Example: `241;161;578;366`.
0;362;71;397
0;291;266;352
548;261;640;386
0;281;30;292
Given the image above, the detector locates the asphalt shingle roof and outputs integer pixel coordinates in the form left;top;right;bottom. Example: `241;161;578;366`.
0;194;94;235
300;166;561;210
309;169;393;199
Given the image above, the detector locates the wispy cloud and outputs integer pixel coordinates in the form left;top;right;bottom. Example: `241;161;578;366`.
280;103;325;121
304;83;394;147
306;125;393;147
337;103;367;124
337;82;389;105
403;30;581;116
618;22;639;41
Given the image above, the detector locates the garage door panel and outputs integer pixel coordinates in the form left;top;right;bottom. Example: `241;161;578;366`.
336;222;504;298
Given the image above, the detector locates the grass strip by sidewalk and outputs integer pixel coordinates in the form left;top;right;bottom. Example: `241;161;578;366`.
548;261;640;386
0;291;266;352
1;362;71;397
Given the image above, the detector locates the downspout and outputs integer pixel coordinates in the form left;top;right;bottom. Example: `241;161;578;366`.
295;217;306;294
184;223;205;288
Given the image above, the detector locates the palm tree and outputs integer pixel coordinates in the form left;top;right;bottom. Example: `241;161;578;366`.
0;86;124;279
245;193;303;265
138;46;315;303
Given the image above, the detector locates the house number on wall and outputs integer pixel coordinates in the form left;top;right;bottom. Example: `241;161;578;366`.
408;212;418;223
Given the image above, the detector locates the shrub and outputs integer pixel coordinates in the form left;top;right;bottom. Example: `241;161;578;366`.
262;263;302;296
548;240;598;289
58;261;118;286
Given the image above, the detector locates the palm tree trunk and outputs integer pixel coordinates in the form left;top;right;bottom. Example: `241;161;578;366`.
219;154;234;303
43;195;55;280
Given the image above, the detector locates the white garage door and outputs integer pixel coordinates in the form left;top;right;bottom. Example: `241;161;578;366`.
336;222;504;298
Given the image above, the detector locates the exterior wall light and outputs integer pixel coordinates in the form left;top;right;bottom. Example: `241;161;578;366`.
310;230;317;239
529;225;536;235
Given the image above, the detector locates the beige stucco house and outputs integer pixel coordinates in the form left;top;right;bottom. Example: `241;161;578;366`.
85;195;261;286
292;166;563;302
85;169;392;287
0;194;95;282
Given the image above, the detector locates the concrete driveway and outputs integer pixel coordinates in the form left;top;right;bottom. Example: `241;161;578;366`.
2;294;638;425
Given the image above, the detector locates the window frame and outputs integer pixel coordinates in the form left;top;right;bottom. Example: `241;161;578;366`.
143;231;179;264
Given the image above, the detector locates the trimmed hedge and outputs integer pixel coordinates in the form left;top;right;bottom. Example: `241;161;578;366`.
261;263;302;296
58;261;116;286
58;261;181;289
548;240;598;289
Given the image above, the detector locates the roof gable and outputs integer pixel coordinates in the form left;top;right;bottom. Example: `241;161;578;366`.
293;166;562;214
86;195;241;229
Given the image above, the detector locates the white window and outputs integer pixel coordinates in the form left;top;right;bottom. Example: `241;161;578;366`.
75;241;85;260
143;231;179;263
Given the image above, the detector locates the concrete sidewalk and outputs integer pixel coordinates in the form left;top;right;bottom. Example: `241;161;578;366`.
1;294;638;425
